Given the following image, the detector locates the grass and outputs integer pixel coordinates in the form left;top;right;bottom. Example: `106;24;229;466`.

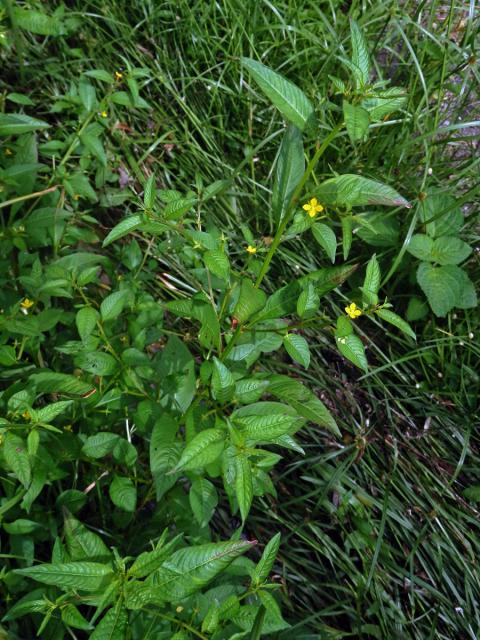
2;0;479;637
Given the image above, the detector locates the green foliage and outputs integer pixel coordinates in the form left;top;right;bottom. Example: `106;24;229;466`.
0;4;477;640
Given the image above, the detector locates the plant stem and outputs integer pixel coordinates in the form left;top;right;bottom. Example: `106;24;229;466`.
254;120;343;288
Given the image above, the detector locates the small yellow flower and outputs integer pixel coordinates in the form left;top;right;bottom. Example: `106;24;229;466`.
176;606;184;613
345;302;362;319
246;245;257;255
21;298;34;310
115;71;123;81
22;409;31;420
5;148;13;156
302;197;324;218
100;110;108;118
73;194;80;201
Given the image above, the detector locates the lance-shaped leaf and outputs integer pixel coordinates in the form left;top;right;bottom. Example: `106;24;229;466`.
4;433;31;488
362;254;381;306
90;600;128;640
312;174;410;208
172;428;225;473
375;309;416;340
125;539;256;608
14;562;114;592
235;455;253;522
350;19;370;86
343;100;370;143
242;58;314;131
251;533;281;585
272;125;305;222
233;279;267;324
211;357;235;403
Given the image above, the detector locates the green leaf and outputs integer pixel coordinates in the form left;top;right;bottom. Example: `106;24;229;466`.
109;476;137;512
204;249;230;280
418;191;463;238
234;378;270;404
30;371;94;397
64;513;111;562
431;236;472;265
211;358;235;403
375;309;416;340
36;400;73;423
0;113;50;136
80;130;106;165
235;414;299;442
242;58;315;131
100;290;128;322
90;600;128;640
407;234;434;261
103;215;143;247
361;87;407;121
75;351;118;376
174;429;225;472
125;539;255;607
283;334;310;369
335;330;368;372
296;283;320;318
128;534;182;578
350;20;370;85
362;254;381;306
268;374;339;436
84;69;113;83
455;269;477;309
251;533;281;585
14;562;113;592
313;174;410;208
12;7;64;35
76;306;99;342
79;80;97;112
61;604;93;631
82;432;119;458
417;262;459;317
235;455;253;522
164;197;196;220
144;174;156;209
341;215;353;260
272;124;305;222
343;100;370;143
4;433;31;488
233;279;267;324
189;478;218;528
406;297;429;322
311;223;337;263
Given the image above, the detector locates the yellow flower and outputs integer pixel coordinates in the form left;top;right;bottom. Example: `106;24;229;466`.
345;302;362;319
73;194;80;201
22;409;31;420
246;245;257;255
302;197;324;218
100;110;108;118
5;148;13;156
21;298;34;310
176;606;184;613
115;71;123;81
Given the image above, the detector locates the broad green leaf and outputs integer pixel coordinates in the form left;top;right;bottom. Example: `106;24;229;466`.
164;197;196;220
343;100;370;143
82;432;119;458
417;262;458;317
189;478;218;528
362;254;381;306
283;334;310;368
157;336;196;413
0;113;50;136
102;215;143;247
242;58;315;131
313;174;410;208
149;415;179;500
407;234;434;261
12;7;64;35
2;592;48;621
455;268;477;309
251;533;281;585
79;80;97;112
125;539;255;607
350;20;370;85
109;476;137;512
312;223;337;263
375;309;416;340
406;297;429;322
61;604;93;631
361;87;407;121
204;249;230;280
235;455;253;522
272;124;305;222
235;414;299;442
76;306;99;341
173;428;225;472
296;283;320;318
36;400;72;423
268;374;339;436
80;130;106;165
341;215;353;260
211;358;235;403
418;191;463;238
100;290;128;322
431;236;472;265
144;174;156;209
14;562;113;592
84;69;113;83
90;600;128;640
3;519;41;535
64;513;111;562
335;319;368;372
232;279;267;324
128;534;182;578
234;378;270;404
75;351;118;376
4;433;31;488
